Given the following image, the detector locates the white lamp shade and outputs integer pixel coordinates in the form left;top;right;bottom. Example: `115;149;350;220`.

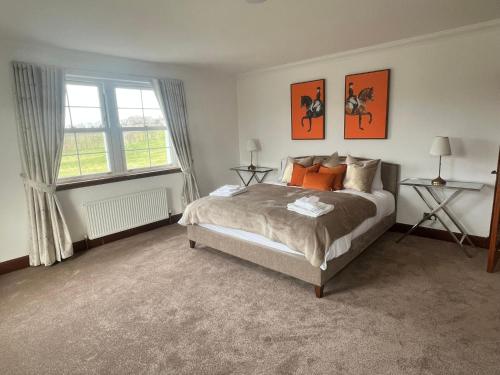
246;139;259;152
430;136;451;156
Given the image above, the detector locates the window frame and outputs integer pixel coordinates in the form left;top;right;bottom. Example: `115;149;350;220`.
59;78;114;182
112;82;175;173
58;76;178;185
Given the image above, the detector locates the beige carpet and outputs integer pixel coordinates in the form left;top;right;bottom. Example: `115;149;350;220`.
1;224;499;375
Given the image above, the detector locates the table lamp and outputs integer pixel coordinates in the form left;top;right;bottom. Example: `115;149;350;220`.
430;136;451;186
246;139;258;171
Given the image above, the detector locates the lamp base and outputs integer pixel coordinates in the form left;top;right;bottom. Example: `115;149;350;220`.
248;164;256;171
431;176;446;186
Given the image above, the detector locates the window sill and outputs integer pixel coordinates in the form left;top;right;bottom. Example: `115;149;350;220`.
56;168;182;191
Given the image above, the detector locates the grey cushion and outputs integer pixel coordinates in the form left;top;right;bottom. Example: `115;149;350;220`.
320;152;340;168
312;156;327;165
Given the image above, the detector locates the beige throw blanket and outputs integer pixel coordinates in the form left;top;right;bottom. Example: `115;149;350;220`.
179;184;376;267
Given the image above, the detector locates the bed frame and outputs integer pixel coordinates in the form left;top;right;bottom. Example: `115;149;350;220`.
187;157;400;298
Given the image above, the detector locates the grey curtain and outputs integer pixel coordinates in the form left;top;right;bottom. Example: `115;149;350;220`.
12;62;73;266
153;78;200;206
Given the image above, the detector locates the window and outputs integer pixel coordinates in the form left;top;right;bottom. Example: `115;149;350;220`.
115;87;173;170
60;83;110;178
58;78;176;182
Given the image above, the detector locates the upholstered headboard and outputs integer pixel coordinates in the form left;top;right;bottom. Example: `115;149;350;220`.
288;155;400;201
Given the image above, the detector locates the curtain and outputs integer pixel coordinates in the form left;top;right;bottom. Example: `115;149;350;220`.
153;78;200;206
12;62;73;266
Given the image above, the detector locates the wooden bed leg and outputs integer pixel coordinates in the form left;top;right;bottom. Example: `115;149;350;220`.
314;285;324;298
189;240;196;248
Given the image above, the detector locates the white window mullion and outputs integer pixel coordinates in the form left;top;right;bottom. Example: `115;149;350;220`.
94;82;115;175
104;82;126;174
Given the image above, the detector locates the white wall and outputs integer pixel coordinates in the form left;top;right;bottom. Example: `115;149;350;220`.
2;23;499;264
0;38;239;263
237;24;500;237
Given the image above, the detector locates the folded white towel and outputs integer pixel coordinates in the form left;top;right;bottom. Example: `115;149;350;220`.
294;196;321;211
213;184;242;192
209;185;247;197
287;202;334;218
297;196;320;203
209;189;247;197
289;201;333;215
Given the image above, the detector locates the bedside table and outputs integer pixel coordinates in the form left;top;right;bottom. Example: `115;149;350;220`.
230;166;274;186
397;178;484;257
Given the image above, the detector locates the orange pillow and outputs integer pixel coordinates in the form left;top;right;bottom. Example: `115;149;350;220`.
318;164;347;190
289;163;320;186
302;172;335;191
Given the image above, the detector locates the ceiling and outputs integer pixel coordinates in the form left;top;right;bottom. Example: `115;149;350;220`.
0;0;499;74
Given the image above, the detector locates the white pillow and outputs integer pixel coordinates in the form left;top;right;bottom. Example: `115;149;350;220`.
280;156;314;183
345;155;383;191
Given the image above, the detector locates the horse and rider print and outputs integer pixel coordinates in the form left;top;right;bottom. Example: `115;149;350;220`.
289;71;389;140
344;69;390;139
290;79;325;140
345;82;374;130
301;86;324;132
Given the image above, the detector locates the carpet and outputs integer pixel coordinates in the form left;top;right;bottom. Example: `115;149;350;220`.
0;224;499;374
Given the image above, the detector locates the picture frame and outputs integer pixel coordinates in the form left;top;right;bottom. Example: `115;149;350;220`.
344;69;390;139
290;79;325;140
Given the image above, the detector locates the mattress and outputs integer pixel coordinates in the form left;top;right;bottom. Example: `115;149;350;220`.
200;187;395;270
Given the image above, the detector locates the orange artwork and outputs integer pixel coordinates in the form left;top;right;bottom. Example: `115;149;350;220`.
344;69;390;139
290;79;325;140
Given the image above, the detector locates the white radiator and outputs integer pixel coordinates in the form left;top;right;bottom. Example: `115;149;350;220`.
83;188;170;240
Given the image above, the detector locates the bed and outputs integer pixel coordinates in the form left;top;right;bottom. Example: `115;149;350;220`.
182;157;399;297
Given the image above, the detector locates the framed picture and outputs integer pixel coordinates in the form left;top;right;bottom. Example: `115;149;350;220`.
344;69;390;139
290;79;325;140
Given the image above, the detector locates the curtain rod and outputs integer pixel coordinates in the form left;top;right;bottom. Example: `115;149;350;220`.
65;67;182;84
66;71;153;85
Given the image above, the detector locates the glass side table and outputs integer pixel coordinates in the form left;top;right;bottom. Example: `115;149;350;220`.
397;178;484;257
230;166;274;186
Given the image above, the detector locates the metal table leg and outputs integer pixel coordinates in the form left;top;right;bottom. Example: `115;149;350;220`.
235;170;256;186
396;186;472;257
425;186;475;248
254;171;270;183
397;187;458;242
